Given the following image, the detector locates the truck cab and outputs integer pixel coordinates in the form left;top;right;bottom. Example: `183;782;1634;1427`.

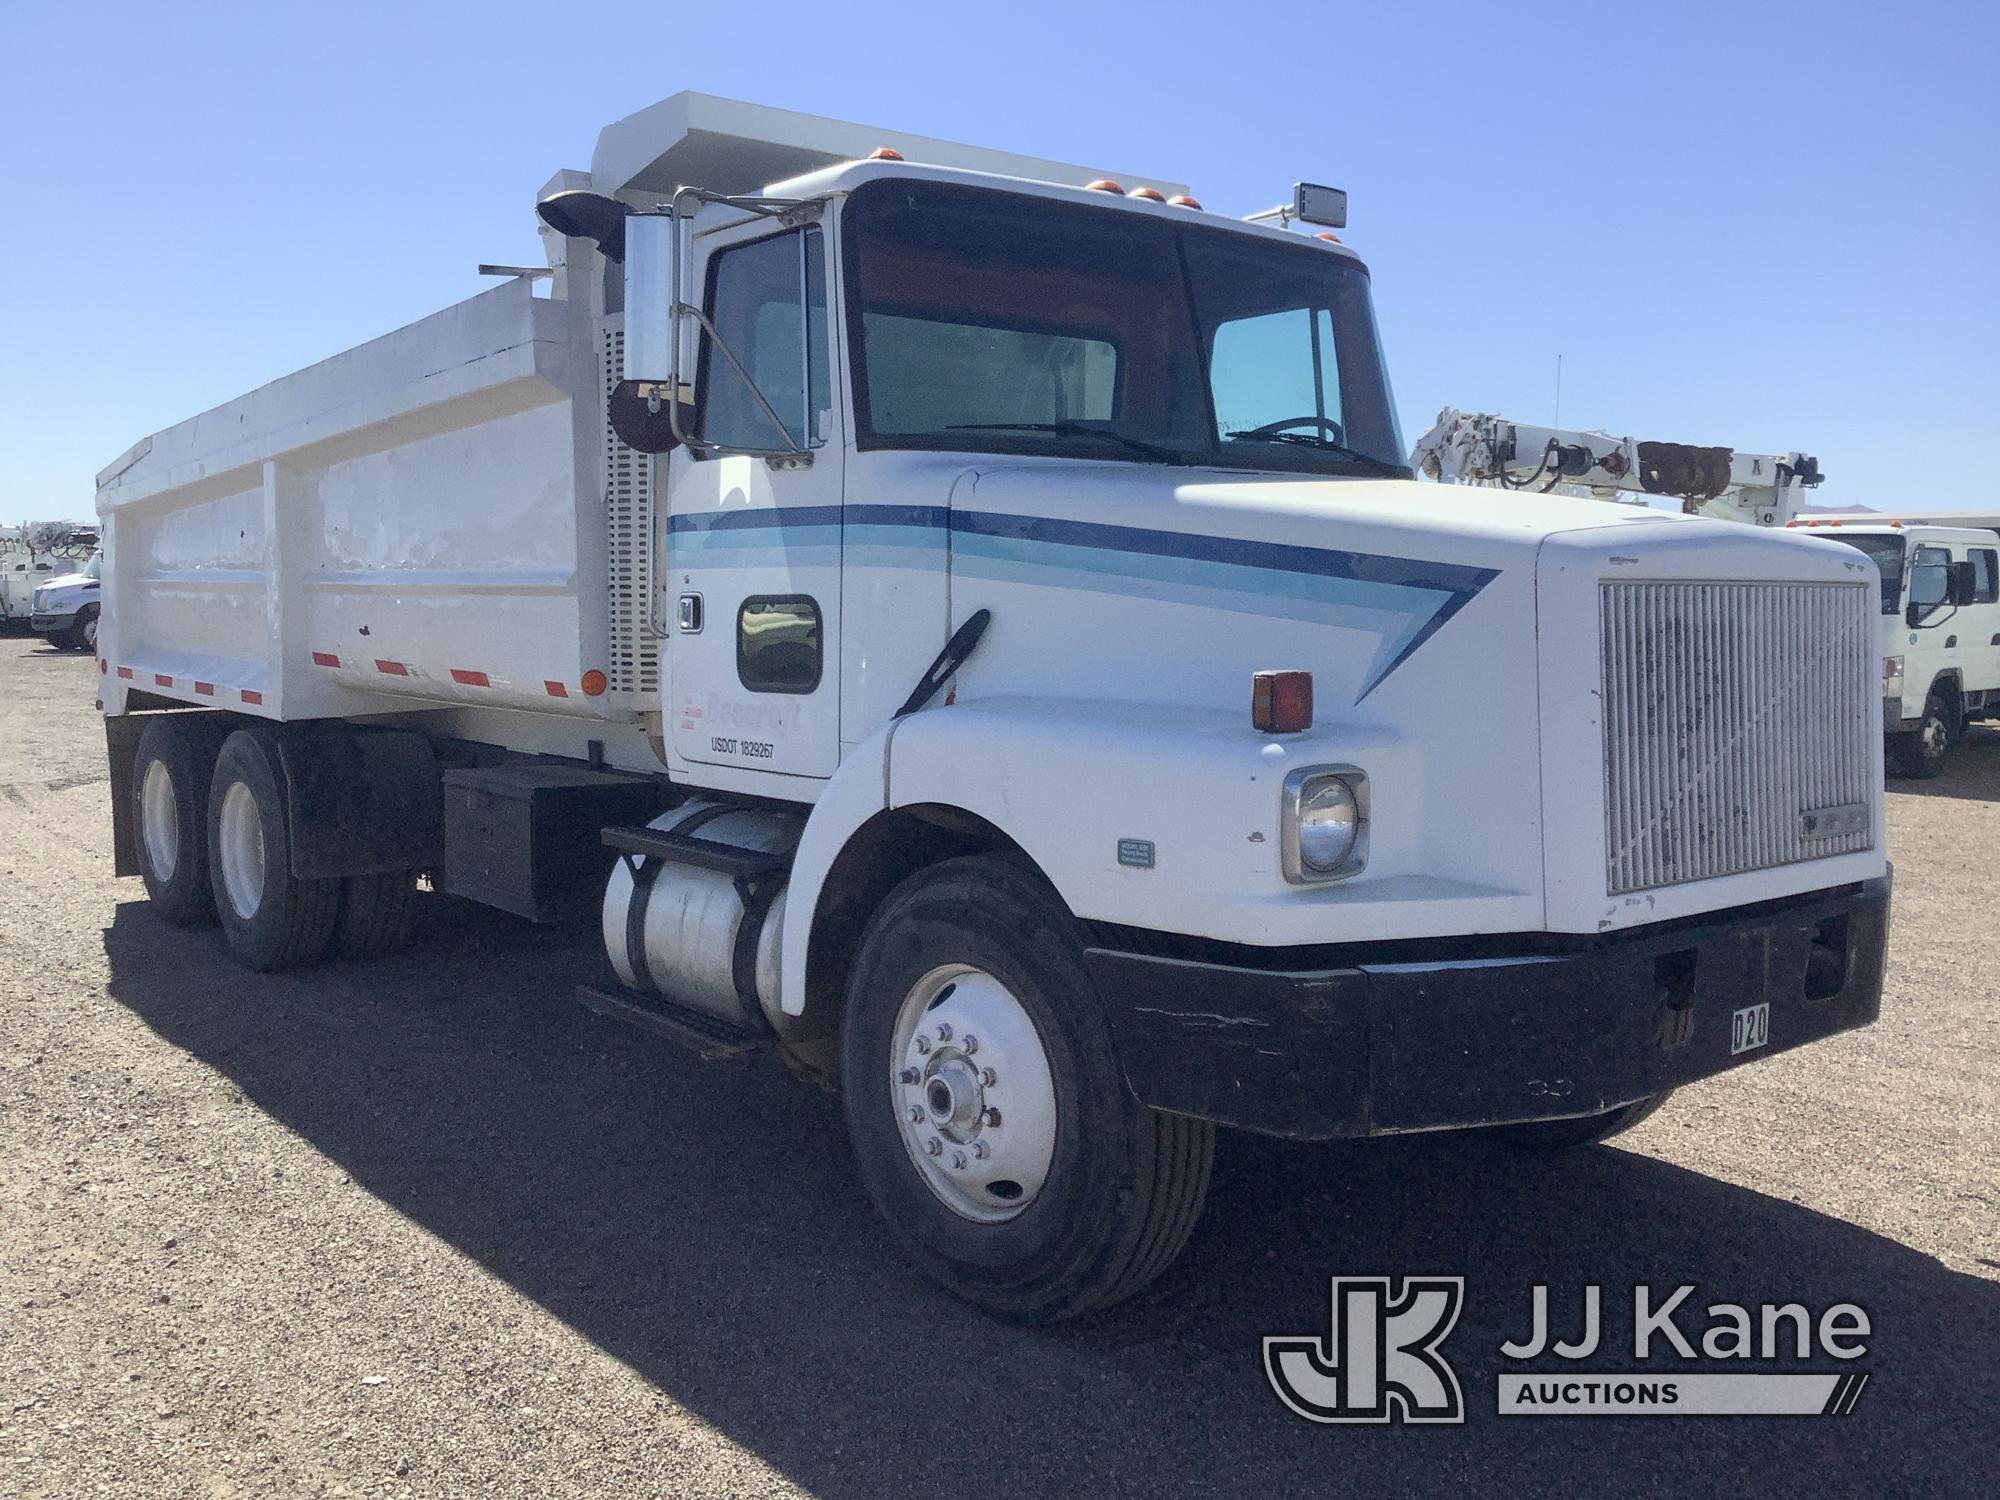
30;549;102;651
94;94;1891;1322
1800;521;2000;777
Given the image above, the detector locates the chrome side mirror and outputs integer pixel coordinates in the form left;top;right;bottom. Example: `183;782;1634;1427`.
612;212;689;454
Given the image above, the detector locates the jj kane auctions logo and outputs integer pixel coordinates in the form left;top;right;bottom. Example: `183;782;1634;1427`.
1266;1279;1872;1422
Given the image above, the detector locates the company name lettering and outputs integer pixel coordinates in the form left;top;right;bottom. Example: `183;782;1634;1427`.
1501;1285;1871;1361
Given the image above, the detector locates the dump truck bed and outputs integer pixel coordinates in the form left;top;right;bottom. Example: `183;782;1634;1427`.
94;278;646;725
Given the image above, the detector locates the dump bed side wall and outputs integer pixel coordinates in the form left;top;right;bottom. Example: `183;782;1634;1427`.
96;278;634;725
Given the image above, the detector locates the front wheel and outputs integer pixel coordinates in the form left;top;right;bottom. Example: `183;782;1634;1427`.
840;855;1213;1323
66;604;99;653
1889;691;1952;779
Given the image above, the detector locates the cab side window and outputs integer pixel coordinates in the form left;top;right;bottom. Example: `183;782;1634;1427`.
1968;548;1998;604
699;227;830;451
1908;544;1953;620
738;595;822;694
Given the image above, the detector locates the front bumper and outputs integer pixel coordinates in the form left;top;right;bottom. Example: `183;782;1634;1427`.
31;611;76;632
1084;874;1890;1140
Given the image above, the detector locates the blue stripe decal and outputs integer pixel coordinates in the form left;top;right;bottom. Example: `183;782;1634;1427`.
665;505;1496;700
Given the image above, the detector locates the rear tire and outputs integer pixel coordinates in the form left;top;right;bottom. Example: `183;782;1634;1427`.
1889;690;1952;779
132;717;226;927
1488;1091;1672;1150
333;871;421;960
840;855;1213;1323
206;729;340;972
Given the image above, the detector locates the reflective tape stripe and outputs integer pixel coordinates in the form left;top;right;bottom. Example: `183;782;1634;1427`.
544;680;569;698
450;668;490;687
375;659;409;676
241;689;264;706
311;651;339;668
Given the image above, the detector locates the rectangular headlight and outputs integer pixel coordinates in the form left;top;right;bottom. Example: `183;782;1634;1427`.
1280;766;1370;885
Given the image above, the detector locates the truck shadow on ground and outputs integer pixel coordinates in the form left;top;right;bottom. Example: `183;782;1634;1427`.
102;899;1996;1497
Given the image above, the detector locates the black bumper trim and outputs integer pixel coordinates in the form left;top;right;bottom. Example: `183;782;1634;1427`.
1084;874;1890;1141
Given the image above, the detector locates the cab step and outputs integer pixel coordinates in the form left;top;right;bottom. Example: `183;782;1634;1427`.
601;823;790;883
572;982;768;1060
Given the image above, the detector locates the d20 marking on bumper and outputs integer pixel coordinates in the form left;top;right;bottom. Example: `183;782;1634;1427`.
1731;1002;1770;1056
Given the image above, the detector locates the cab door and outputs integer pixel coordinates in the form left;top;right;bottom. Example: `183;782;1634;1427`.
1963;542;2000;699
665;220;843;780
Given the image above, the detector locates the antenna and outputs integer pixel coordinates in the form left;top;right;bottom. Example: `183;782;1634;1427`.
1553;354;1563;428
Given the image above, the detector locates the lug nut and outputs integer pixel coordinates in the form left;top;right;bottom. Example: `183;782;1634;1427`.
899;1067;920;1085
962;1034;978;1054
907;1105;924;1124
980;1068;996;1087
915;1035;931;1055
982;1108;1002;1127
972;1141;990;1160
951;1152;967;1170
937;1023;953;1042
926;1137;943;1156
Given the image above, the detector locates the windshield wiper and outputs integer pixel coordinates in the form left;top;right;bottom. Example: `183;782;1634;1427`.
946;421;1189;465
1225;431;1407;477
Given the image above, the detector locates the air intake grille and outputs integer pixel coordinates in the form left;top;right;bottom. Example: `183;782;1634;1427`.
1600;580;1875;895
604;322;659;698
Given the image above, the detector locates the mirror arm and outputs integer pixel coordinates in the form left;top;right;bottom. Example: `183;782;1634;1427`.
669;303;809;459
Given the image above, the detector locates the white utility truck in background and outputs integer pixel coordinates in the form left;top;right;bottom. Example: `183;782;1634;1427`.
30;549;103;651
1412;410;2000;779
1;525;95;634
1791;520;2000;778
96;95;1890;1321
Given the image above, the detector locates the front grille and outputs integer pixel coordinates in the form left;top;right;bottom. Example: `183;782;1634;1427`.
1600;580;1875;895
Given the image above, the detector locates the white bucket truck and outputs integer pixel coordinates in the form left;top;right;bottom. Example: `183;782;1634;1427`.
95;94;1890;1321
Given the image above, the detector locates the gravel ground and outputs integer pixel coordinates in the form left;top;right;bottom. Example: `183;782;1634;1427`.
1;631;1993;1498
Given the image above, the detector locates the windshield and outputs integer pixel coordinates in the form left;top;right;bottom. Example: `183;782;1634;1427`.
1826;533;1904;613
842;180;1407;475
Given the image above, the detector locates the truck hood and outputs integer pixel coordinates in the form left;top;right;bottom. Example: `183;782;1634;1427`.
951;464;1820;703
35;576;95;604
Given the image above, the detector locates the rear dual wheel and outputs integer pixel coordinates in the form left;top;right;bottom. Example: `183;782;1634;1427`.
133;717;227;926
208;729;343;971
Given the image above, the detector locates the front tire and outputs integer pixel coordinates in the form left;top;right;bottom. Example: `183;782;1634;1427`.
207;729;341;971
132;716;226;926
1890;690;1952;779
840;855;1213;1323
66;604;99;653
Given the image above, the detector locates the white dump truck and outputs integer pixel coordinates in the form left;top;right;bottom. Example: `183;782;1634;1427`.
96;94;1891;1321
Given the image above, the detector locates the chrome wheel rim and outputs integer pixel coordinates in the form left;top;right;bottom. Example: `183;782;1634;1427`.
890;964;1058;1223
217;780;266;921
81;613;98;650
140;760;178;883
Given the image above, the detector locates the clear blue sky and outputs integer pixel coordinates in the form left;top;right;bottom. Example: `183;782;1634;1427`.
4;0;1994;519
